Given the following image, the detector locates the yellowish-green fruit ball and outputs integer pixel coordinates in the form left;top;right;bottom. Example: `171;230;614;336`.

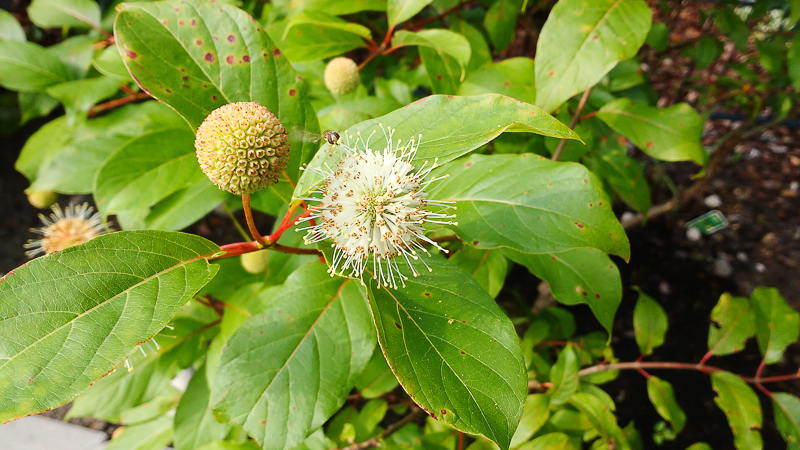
324;57;360;95
241;251;269;274
195;102;290;196
27;190;58;209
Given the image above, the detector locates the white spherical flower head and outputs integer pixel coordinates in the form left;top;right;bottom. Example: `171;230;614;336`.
25;203;109;257
299;124;457;289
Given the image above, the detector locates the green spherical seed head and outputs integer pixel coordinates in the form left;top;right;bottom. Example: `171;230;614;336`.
27;190;58;209
195;102;290;196
324;57;360;95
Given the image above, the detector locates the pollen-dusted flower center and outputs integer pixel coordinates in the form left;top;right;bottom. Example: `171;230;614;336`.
299;124;457;289
195;102;290;196
25;203;109;257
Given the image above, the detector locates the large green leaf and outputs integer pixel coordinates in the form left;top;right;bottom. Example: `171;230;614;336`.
459;57;536;105
568;392;629;449
0;230;219;422
47;35;95;79
267;18;367;63
294;94;580;198
647;376;686;435
583;134;650;212
711;371;763;450
288;0;386;15
633;289;667;356
387;0;433;27
115;0;319;195
46;76;121;126
450;246;509;298
504;247;621;335
366;257;526;450
143;179;230;231
750;287;800;365
707;292;754;356
597;99;707;165
0;9;25;42
0;40;71;92
392;29;471;80
534;0;651;113
28;0;101;30
434;153;629;258
773;393;800;450
174;364;231;450
94;128;203;217
211;263;376;450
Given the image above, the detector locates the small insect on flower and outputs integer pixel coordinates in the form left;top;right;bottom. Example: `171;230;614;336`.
24;203;109;257
298;124;457;289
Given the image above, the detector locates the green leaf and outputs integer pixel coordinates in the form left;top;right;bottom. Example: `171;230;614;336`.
434;153;630;258
707;292;755;356
392;29;471;80
534;0;651;113
419;45;462;94
28;0;101;30
67;315;215;422
750;287;800;365
198;442;261;450
645;22;668;52
484;0;521;53
115;0;319;191
510;394;550;447
682;36;723;71
47;76;121;127
504;248;621;335
353;346;399;398
792;0;800;26
456;21;491;74
211;262;376;450
0;9;25;42
294;94;581;199
26;102;186;194
459;57;536;105
366;257;526;450
772;392;800;449
756;39;786;77
597;99;707;165
549;344;580;406
388;0;433;27
288;0;386;15
647;376;686;435
0;40;71;92
94;128;203;217
711;371;763;450
450;246;509;298
633;289;667;356
584;134;650;212
0;230;220;422
686;444;713;450
569;392;629;449
46;35;98;79
93;45;134;81
517;433;578;450
106;416;174;450
174;364;231;450
789;35;800;91
18;92;59;125
607;59;645;92
268;17;367;62
143;179;229;231
283;10;371;40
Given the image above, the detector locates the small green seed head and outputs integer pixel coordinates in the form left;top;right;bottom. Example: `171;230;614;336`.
27;190;58;209
241;250;269;274
195;102;290;196
324;57;360;95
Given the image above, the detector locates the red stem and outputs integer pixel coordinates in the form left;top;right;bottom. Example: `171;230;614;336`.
88;92;150;117
578;361;800;385
242;194;267;246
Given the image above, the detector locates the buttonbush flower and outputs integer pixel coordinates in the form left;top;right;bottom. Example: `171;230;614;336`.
25;203;109;257
299;124;457;289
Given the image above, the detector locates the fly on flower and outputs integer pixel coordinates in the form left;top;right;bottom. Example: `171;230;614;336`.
297;124;457;289
291;127;341;146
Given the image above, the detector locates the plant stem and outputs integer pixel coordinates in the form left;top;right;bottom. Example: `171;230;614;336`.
214;241;260;259
87;92;150;117
242;194;267;246
577;361;800;384
270;244;322;256
408;1;475;29
551;87;592;162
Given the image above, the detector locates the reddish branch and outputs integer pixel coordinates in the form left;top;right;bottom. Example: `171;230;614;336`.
551;87;592;162
576;361;800;385
87;92;150;117
342;408;425;450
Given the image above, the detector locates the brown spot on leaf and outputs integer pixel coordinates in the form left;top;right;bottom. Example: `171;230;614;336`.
226;55;234;64
126;50;138;59
575;222;585;229
289;88;296;96
273;49;281;56
423;292;431;298
394;322;402;329
196;39;203;46
549;71;555;76
436;74;443;80
645;141;654;148
204;52;215;62
243;55;250;62
227;34;236;43
191;19;197;26
441;410;447;415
